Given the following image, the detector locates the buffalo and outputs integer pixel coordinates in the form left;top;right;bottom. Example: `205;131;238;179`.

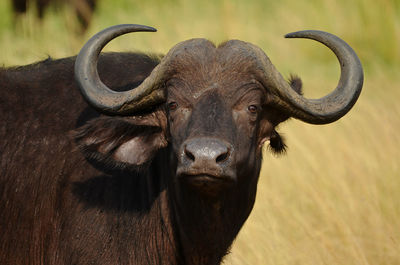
11;0;96;31
0;24;363;264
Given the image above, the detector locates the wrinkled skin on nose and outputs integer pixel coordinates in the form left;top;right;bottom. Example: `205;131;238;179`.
180;137;233;176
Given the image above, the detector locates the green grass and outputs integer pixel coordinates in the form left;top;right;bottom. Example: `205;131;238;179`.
1;0;399;264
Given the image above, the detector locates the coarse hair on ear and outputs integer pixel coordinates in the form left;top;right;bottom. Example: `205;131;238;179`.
288;74;303;96
71;109;168;171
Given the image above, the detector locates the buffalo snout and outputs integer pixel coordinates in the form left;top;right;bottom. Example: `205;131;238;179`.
177;137;236;190
184;138;230;165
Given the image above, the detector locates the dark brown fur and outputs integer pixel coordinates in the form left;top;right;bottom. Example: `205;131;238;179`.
0;45;301;264
0;53;179;264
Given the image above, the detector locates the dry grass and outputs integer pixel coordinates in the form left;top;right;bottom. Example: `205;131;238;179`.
1;0;399;264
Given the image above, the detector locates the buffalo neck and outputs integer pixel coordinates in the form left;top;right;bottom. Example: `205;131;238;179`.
168;166;260;264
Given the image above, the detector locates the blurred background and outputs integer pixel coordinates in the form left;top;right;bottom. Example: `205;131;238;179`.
1;0;399;264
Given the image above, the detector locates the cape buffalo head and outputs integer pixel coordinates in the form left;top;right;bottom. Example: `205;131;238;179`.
74;24;363;197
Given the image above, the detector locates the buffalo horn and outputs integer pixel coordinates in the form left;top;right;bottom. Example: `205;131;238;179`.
259;30;363;124
75;24;166;114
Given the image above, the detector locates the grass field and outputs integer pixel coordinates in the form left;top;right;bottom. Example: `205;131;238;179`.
1;0;399;264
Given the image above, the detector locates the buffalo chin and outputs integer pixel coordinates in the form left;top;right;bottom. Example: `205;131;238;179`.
178;173;236;196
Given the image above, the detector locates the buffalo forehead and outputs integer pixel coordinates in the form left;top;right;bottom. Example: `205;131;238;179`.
167;39;262;98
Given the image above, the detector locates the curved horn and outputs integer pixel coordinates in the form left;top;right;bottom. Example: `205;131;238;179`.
75;24;166;114
265;30;364;124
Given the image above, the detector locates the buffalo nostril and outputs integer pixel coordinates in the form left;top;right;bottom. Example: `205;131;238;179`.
182;138;232;165
184;146;195;161
216;149;229;163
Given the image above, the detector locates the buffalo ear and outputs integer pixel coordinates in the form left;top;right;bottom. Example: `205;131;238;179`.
258;75;302;153
288;74;303;96
71;110;168;169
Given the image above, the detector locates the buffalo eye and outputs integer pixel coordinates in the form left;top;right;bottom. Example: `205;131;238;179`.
248;105;258;114
168;102;178;111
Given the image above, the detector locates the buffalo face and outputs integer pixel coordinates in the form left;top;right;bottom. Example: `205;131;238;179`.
163;39;284;195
